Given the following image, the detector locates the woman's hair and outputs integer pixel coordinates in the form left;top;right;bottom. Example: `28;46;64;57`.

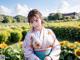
28;9;44;23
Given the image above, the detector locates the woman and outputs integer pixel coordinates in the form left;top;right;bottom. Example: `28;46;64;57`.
22;9;61;60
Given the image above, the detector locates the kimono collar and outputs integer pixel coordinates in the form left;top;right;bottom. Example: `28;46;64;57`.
31;27;45;41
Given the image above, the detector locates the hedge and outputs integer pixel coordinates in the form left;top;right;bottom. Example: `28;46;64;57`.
47;26;80;42
0;24;80;44
0;31;10;44
9;30;23;43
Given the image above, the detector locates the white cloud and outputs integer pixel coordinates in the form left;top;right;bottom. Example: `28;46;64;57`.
40;8;56;17
0;5;12;15
0;1;80;17
58;0;80;13
15;4;31;16
70;5;80;13
40;8;50;17
0;4;33;16
42;0;80;16
58;0;70;13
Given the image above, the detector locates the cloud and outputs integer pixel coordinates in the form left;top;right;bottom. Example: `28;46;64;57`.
0;4;33;16
58;0;70;13
0;1;80;17
70;5;80;13
40;8;50;17
42;0;80;16
58;0;80;13
40;8;57;17
15;4;31;16
0;5;12;15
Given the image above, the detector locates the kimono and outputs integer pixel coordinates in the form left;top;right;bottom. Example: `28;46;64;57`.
22;27;61;60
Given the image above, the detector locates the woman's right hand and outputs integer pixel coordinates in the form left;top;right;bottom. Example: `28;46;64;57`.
44;56;52;60
35;58;41;60
28;56;41;60
34;56;41;60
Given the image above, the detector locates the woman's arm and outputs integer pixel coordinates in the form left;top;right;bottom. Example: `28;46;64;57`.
45;29;61;60
49;39;61;60
22;32;40;60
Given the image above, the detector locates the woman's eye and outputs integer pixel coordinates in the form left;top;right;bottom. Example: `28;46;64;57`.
36;20;38;22
30;19;38;23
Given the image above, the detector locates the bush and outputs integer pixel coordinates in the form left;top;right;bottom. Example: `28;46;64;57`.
0;31;10;43
21;26;29;30
0;44;24;60
9;30;22;43
11;27;23;32
22;29;29;40
47;26;80;42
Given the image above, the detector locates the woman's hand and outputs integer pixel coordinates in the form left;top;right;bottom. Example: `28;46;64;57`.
44;56;52;60
34;57;41;60
28;55;41;60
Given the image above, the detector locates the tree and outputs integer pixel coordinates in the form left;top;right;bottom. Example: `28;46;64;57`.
14;15;26;22
48;13;64;20
54;13;63;20
48;13;55;20
2;16;14;23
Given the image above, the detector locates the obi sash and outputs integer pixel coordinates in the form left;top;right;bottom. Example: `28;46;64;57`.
34;48;52;60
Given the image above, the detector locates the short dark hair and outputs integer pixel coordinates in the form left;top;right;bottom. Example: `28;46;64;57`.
28;9;44;23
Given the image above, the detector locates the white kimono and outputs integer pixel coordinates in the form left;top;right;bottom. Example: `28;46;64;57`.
22;27;61;60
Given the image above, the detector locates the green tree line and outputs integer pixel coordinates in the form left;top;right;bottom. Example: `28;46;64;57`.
0;15;27;23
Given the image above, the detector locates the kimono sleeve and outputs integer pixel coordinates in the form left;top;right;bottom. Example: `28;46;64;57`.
48;29;61;60
22;32;40;60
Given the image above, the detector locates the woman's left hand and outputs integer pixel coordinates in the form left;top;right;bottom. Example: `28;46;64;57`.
44;56;51;60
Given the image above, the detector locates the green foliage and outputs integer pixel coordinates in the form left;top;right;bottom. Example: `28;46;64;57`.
48;13;63;20
0;44;24;60
0;20;80;60
0;21;80;43
14;15;26;22
22;29;29;40
47;26;80;42
64;16;73;21
0;31;10;43
9;30;23;43
11;27;23;32
0;23;29;44
2;16;14;23
59;41;80;60
0;15;27;23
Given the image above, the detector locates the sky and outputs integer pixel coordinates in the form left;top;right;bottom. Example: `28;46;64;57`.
0;0;80;17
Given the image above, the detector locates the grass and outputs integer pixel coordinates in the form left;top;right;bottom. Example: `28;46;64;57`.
0;20;80;29
45;20;80;28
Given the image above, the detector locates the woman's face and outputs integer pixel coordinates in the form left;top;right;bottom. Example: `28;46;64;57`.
30;15;42;29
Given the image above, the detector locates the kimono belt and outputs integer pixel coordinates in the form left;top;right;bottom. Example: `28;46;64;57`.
34;48;52;60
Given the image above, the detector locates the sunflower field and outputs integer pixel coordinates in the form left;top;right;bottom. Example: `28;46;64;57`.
60;41;80;60
0;20;80;60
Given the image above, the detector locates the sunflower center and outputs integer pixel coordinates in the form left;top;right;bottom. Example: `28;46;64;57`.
76;50;80;56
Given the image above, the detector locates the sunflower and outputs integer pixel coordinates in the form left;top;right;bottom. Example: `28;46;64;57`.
60;41;69;47
74;48;80;58
67;43;77;49
74;41;80;47
0;42;8;49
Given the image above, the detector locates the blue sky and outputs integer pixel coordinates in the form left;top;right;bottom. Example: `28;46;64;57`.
0;0;80;16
